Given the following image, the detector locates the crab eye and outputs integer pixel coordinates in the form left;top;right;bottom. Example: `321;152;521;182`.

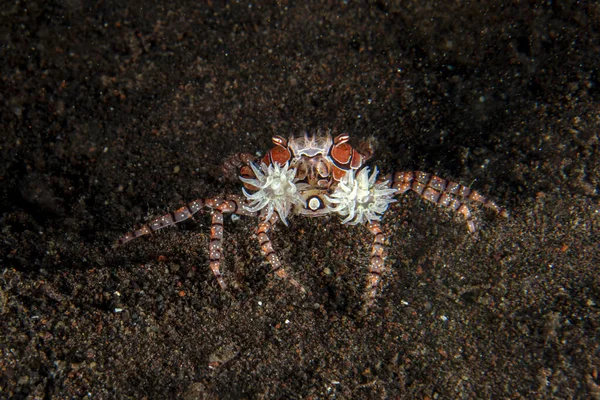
334;133;350;144
272;135;287;146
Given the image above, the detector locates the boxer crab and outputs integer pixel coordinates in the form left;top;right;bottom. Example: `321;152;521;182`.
118;133;507;309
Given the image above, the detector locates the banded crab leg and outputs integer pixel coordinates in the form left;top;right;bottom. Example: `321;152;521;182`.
204;195;256;289
363;221;387;310
116;194;256;289
116;199;207;246
220;152;257;182
256;212;306;293
391;171;508;232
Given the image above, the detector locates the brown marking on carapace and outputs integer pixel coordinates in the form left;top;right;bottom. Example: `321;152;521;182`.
330;142;352;165
350;149;364;169
332;165;347;181
329;133;367;172
269;145;291;166
262;135;292;166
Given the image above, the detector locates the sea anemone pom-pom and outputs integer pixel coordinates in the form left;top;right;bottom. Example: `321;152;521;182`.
240;162;305;225
326;167;397;225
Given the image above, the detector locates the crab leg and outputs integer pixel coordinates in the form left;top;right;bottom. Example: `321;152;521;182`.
117;195;255;246
207;210;227;289
256;213;305;293
221;152;257;182
204;195;257;288
116;198;207;246
363;221;387;310
117;195;256;288
391;171;508;232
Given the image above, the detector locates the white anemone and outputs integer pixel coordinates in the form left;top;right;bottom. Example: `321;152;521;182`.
240;162;304;225
326;167;397;225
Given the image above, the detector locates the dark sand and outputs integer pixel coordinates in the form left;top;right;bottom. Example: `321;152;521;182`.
1;1;598;398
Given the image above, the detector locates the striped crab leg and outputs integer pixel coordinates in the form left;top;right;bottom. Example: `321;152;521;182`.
256;212;305;293
220;152;257;182
363;221;387;310
117;195;256;289
204;195;256;289
116;198;207;246
391;171;508;232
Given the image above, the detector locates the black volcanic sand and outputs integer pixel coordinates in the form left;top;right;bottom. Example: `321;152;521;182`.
1;2;598;399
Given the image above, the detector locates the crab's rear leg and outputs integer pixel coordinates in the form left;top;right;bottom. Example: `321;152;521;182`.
116;199;206;246
391;171;508;232
256;213;305;293
117;194;256;289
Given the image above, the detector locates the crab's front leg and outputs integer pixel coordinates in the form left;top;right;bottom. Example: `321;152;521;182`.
363;221;387;310
256;212;306;293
